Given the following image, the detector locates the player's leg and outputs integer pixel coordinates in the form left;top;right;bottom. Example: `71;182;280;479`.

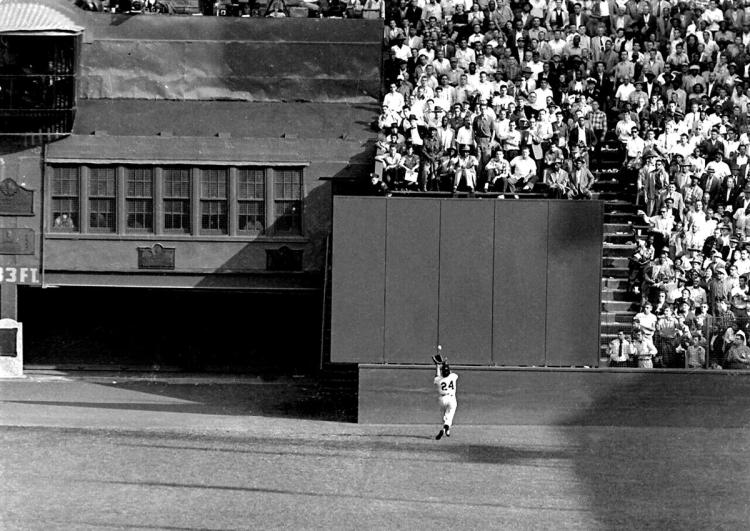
443;397;457;436
436;397;449;440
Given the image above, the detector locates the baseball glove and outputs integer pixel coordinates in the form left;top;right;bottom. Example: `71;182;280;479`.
432;354;444;365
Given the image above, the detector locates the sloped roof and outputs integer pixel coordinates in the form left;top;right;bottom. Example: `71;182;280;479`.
72;100;379;142
0;0;83;34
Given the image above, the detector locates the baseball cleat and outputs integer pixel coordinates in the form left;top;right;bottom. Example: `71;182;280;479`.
444;424;450;437
435;429;444;440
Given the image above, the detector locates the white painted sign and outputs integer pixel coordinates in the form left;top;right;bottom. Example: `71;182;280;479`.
0;267;39;284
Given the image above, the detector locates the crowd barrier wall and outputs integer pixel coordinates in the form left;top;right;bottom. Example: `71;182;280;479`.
358;365;750;426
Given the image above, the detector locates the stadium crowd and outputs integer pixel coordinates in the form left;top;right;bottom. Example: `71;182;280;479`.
371;0;750;369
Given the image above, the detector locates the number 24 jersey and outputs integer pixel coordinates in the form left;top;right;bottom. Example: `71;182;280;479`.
434;373;458;397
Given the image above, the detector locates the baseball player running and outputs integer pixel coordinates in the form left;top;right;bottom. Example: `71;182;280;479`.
432;347;458;440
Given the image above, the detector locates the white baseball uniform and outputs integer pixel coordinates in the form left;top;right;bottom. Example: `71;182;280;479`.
434;372;458;427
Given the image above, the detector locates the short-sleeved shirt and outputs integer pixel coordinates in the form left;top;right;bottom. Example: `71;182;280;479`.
434;373;458;397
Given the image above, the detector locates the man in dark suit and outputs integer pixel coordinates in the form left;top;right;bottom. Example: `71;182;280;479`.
637;7;657;39
703;167;724;206
569;3;589;31
706;72;723;100
712;175;742;212
593;61;613;106
702;129;725;159
643;72;661;100
569;116;597;148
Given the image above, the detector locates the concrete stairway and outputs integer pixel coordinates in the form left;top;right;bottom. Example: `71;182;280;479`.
592;146;648;364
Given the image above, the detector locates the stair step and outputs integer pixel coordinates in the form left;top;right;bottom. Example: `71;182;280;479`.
602;256;629;268
604;233;636;244
603;246;636;258
601;277;629;289
604;202;638;210
604;222;636;231
602;266;629;278
602;288;635;301
604;211;640;222
602;319;636;329
602;300;641;312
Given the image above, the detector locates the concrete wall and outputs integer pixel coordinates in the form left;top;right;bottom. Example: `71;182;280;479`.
359;365;750;427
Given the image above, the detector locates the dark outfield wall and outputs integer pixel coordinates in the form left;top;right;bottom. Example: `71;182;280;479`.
330;197;603;368
359;365;750;426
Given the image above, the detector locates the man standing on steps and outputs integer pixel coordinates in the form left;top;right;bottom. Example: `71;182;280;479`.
587;100;608;172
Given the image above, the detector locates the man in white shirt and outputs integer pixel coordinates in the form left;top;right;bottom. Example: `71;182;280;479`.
505;146;538;193
383;83;405;113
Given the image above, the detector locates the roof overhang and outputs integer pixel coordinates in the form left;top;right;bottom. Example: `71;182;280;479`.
0;1;83;35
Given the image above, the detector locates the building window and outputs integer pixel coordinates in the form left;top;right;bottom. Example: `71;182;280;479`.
274;169;302;234
89;167;116;232
163;167;191;233
238;168;265;234
200;168;228;234
126;167;153;232
51;166;79;231
48;164;304;238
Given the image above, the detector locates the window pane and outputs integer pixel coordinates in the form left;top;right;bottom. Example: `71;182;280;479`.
238;169;265;199
52;166;79;195
273;170;302;234
164;199;190;232
51;198;78;231
51;166;79;231
201;201;227;233
274;169;302;199
89;167;116;197
238;201;265;233
200;168;227;199
164;168;191;233
127;199;153;231
164;168;190;198
274;200;301;234
89;198;116;232
126;167;153;197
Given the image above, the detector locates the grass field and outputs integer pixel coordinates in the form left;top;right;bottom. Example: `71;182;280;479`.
1;376;749;530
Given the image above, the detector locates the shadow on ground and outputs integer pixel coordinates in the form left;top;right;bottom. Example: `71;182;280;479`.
7;378;358;423
559;372;750;529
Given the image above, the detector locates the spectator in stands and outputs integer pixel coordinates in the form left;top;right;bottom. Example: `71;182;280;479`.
633;300;657;346
656;306;685;367
567;157;594;199
452;144;479;193
503;145;538;196
376;143;403;187
725;329;750;369
642;248;676;304
631;328;658;368
399;143;421;190
365;172;389;196
681;333;706;369
543;159;570;199
484;148;510;192
607;330;634;367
